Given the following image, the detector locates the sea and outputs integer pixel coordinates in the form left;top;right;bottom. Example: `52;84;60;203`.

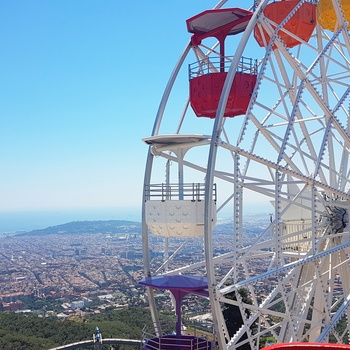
0;208;141;236
0;206;266;236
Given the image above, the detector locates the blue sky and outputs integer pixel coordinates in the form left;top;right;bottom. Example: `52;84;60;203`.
0;1;218;230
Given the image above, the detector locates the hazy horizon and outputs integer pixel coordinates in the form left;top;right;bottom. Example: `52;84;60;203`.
0;208;142;234
0;206;271;234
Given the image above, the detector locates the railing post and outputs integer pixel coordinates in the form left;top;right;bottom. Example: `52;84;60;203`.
147;182;215;202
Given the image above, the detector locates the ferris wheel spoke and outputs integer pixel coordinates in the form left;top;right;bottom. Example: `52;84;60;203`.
224;142;350;199
235;115;306;174
220;239;350;295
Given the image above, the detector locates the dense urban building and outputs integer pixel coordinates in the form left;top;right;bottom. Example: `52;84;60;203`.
0;216;270;318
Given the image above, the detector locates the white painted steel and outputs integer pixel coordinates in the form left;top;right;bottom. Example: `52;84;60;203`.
142;0;350;349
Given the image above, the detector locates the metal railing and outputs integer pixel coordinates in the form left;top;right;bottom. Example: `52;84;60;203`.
189;56;257;79
142;321;214;350
143;335;214;350
145;183;217;202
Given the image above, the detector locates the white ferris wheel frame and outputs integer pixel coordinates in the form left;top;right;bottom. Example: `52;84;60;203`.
142;0;350;349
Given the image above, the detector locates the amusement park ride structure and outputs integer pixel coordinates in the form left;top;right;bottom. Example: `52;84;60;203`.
140;0;350;350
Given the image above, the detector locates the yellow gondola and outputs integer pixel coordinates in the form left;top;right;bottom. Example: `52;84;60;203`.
317;0;350;31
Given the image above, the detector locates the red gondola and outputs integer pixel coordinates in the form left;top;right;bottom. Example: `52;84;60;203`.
187;8;257;118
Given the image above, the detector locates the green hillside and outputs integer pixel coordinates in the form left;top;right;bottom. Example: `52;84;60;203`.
0;307;156;349
16;220;141;236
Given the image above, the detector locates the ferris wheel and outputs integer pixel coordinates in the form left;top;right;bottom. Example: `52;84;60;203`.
141;1;350;350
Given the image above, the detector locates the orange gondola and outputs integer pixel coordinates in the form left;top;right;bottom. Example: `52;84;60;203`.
254;0;316;49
